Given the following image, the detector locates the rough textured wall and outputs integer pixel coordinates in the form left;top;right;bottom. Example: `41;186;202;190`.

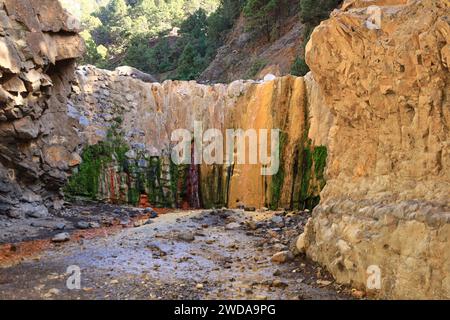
299;0;450;299
0;0;85;218
68;66;332;210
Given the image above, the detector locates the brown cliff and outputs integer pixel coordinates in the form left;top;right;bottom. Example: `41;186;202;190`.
299;0;450;299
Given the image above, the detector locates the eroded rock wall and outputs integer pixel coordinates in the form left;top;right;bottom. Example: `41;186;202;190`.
0;0;85;218
300;0;450;299
67;66;332;210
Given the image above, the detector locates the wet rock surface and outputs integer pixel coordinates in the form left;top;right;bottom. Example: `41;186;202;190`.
0;208;353;300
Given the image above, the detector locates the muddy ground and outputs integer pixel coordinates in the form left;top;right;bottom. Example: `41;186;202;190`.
0;207;356;300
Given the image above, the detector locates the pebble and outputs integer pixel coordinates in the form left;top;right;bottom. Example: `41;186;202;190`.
352;289;366;299
54;222;66;230
271;251;294;264
272;280;288;288
51;232;70;243
225;222;241;230
271;215;285;227
76;221;90;229
89;222;100;228
44;288;60;297
196;283;204;289
177;232;195;242
317;280;332;286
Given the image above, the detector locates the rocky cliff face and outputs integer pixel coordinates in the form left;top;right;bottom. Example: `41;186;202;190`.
67;66;332;211
299;0;450;299
0;0;85;218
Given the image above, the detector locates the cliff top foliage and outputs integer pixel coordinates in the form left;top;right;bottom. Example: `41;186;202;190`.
62;0;342;80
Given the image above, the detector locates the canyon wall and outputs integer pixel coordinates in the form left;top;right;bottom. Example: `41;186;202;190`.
67;66;332;211
299;0;450;299
0;0;85;218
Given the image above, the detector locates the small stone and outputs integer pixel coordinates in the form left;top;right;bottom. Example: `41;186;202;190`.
225;222;241;230
272;280;288;288
352;289;366;299
144;207;158;218
52;232;70;243
296;233;307;254
120;220;130;226
88;222;100;228
76;221;90;229
317;280;332;286
196;283;204;289
133;221;144;228
54;222;66;230
46;288;60;296
271;251;294;264
271;215;285;227
273;243;288;251
7;210;22;219
273;269;282;276
177;232;195;242
264;73;276;81
244;206;256;212
246;220;258;230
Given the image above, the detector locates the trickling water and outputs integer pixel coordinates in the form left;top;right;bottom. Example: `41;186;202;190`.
187;144;201;209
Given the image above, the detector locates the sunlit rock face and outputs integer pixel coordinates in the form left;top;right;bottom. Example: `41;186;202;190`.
300;0;450;299
0;0;85;218
67;66;332;210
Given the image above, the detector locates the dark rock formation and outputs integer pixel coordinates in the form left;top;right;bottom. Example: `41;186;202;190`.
0;0;85;218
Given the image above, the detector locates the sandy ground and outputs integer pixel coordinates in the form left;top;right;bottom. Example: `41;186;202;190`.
0;208;354;300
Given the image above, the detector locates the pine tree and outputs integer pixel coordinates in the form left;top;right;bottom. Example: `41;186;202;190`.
243;0;287;41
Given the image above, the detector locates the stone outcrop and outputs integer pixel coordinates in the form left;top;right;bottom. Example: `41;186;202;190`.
0;0;85;218
67;66;332;210
300;0;450;299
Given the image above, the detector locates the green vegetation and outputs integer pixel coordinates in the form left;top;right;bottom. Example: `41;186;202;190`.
291;0;342;76
290;56;309;77
243;0;289;41
312;146;327;189
296;138;328;211
300;0;341;25
68;0;244;80
64;122;129;200
64;0;342;80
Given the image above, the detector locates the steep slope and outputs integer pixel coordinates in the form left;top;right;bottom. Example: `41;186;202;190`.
199;11;305;83
0;0;85;218
299;0;450;299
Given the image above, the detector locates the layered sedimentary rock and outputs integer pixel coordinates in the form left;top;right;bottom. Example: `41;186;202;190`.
67;66;332;210
300;0;450;299
0;0;85;218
